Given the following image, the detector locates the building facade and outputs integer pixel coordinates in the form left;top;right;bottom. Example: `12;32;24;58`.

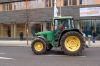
0;0;100;39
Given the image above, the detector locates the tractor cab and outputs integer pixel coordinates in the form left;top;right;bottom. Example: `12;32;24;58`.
53;16;75;41
53;16;74;32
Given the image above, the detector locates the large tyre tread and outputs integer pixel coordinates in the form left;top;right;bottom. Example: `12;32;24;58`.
31;38;48;55
60;31;85;56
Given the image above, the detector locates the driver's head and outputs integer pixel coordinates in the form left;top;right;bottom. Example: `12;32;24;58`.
58;24;64;31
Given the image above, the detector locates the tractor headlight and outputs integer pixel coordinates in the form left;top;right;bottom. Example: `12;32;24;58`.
35;33;40;36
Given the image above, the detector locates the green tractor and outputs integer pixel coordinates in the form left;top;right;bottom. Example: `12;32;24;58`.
31;16;85;56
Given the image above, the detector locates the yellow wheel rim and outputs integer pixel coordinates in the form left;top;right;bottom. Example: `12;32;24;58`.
64;36;80;52
34;42;43;52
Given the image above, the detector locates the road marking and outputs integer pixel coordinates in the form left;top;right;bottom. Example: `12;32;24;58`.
44;55;66;56
0;57;15;60
0;53;6;54
78;56;87;57
43;55;87;57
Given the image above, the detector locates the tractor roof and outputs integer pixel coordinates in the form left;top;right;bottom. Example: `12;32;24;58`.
54;16;73;19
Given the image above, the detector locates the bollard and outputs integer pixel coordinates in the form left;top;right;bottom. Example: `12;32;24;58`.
88;35;91;46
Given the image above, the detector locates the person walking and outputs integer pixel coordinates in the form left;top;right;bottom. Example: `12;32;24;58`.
20;32;24;40
91;26;97;43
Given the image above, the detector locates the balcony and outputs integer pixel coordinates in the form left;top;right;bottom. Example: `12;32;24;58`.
0;0;20;3
0;6;80;23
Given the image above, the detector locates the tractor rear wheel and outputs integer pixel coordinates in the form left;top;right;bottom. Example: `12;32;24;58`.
31;38;48;55
60;31;85;56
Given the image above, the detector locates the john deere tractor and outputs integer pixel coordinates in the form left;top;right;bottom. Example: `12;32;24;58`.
31;16;85;56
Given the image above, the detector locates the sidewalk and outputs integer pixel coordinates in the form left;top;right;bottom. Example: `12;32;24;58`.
86;41;100;47
0;40;32;46
0;40;100;47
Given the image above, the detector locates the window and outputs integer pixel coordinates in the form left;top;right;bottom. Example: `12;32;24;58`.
81;0;100;5
20;0;33;1
96;20;100;35
3;3;12;11
30;1;36;9
48;0;52;7
37;0;42;8
13;2;24;10
52;0;54;7
69;0;71;5
45;0;49;7
69;0;77;6
0;4;3;11
54;18;74;30
46;22;51;30
45;0;52;7
80;0;82;4
72;0;77;5
64;0;68;6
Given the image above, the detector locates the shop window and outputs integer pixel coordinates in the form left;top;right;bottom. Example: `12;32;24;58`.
79;20;92;37
31;24;42;35
96;20;100;35
46;22;51;30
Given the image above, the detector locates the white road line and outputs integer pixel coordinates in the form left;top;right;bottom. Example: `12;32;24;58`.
78;56;87;57
0;57;15;60
0;53;6;54
43;55;87;57
44;55;66;56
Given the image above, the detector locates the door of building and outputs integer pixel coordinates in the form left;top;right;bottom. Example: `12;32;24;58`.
31;24;43;35
7;26;11;37
79;20;97;37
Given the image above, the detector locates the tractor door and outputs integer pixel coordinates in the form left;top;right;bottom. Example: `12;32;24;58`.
54;18;74;31
53;17;74;41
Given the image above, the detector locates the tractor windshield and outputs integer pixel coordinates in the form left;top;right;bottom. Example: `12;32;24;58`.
54;18;74;31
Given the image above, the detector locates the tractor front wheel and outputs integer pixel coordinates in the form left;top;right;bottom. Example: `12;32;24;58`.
60;31;85;56
31;38;47;55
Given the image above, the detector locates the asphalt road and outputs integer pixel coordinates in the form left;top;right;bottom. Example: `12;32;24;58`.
0;46;100;66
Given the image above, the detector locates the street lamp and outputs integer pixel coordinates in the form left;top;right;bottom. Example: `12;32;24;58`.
54;0;62;17
60;0;62;16
25;0;29;45
54;0;58;17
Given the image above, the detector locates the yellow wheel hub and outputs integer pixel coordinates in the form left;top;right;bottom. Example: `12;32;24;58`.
64;36;80;52
34;42;43;52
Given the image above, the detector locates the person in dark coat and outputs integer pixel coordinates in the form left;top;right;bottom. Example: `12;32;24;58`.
91;26;97;43
20;32;24;40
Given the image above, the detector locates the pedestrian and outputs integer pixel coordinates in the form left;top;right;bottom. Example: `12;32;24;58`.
20;32;24;40
91;26;97;43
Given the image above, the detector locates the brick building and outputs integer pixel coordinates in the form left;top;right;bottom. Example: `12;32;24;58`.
0;0;100;39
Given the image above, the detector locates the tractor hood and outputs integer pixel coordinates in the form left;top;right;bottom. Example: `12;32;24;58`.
35;31;53;36
35;31;53;41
